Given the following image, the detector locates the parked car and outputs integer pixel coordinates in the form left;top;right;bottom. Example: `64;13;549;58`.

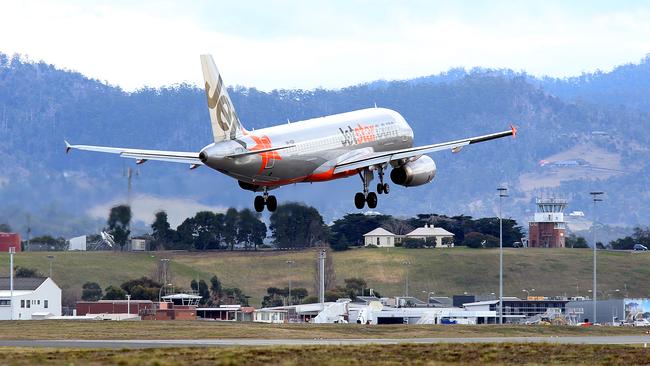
633;244;648;251
633;319;650;327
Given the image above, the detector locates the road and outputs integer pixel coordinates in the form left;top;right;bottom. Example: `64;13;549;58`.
2;336;650;348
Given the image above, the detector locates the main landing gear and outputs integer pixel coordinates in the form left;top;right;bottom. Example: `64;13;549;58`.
354;166;389;209
254;188;277;213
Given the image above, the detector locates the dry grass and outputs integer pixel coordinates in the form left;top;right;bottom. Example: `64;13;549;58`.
0;321;645;340
1;343;650;365
1;248;649;306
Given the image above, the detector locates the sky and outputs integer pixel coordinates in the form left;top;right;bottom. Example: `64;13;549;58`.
1;0;650;91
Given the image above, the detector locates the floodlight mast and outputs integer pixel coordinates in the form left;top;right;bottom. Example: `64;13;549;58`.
590;191;604;323
9;247;15;321
497;186;508;325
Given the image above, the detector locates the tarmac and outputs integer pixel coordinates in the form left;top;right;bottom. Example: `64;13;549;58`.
2;336;650;348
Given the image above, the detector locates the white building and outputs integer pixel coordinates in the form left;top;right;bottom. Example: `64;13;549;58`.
0;277;62;320
405;224;454;247
364;228;397;247
68;235;87;251
364;224;455;248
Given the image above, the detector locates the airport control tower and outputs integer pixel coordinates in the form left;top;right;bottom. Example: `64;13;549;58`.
528;198;567;248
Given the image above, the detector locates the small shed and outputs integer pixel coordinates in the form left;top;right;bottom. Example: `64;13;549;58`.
363;228;396;247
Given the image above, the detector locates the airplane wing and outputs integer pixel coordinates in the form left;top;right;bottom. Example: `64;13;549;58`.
333;126;516;174
65;141;203;166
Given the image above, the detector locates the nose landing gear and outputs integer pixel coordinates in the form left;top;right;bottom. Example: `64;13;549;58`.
254;188;277;212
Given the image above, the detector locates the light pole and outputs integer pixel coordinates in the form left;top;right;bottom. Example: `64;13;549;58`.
46;255;54;279
286;260;295;305
126;294;131;316
158;283;173;303
9;247;15;321
497;186;508;324
160;258;170;286
402;261;411;297
590;191;603;323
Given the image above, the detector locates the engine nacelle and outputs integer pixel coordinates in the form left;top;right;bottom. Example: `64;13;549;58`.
390;156;437;187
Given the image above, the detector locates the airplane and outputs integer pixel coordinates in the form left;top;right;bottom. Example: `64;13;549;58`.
65;55;517;213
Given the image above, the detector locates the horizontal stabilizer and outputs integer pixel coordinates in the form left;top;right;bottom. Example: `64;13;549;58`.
64;141;203;166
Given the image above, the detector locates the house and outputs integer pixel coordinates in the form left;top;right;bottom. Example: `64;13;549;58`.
363;224;455;248
363;228;397;247
0;277;62;320
405;224;454;247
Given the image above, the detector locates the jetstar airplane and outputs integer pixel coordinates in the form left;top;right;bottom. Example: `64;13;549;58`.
65;55;516;212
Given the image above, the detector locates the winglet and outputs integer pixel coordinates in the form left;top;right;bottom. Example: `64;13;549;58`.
510;124;517;138
64;140;72;154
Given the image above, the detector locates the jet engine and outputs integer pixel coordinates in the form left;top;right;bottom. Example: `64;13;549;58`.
390;156;436;187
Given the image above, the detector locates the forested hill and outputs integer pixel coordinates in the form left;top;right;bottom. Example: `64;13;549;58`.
1;52;650;237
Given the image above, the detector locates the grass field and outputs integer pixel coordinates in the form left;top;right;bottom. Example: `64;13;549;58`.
0;248;648;306
1;343;649;365
0;322;645;340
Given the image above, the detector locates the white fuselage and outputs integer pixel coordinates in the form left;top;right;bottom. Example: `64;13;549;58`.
200;108;414;187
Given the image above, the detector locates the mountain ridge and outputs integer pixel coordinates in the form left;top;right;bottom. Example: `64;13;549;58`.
1;52;649;237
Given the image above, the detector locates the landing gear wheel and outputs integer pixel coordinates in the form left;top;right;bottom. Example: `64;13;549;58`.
377;183;384;194
366;192;378;209
383;183;390;194
254;196;265;212
266;195;278;212
354;192;366;209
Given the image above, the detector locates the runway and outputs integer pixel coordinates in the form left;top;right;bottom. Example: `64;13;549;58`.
3;336;650;349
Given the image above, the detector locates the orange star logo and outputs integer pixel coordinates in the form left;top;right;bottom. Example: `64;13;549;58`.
249;134;282;174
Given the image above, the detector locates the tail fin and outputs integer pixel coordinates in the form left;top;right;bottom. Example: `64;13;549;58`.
201;55;245;141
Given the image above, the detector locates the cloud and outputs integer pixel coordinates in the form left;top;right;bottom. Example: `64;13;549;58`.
87;194;226;228
1;1;650;91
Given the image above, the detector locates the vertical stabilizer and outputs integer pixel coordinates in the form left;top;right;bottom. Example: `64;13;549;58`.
201;55;245;141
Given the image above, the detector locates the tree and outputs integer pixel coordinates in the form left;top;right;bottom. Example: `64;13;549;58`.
0;223;12;232
236;209;267;250
81;282;103;301
291;288;309;304
330;213;395;248
610;236;635;250
210;275;223;303
223;208;239;250
261;287;286;308
344;278;367;296
191;279;210;304
270;203;329;248
566;234;589;248
107;205;131;251
471;218;523;247
151;211;174;250
103;285;127;300
15;266;41;278
120;277;162;301
463;232;499;248
222;287;249;306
